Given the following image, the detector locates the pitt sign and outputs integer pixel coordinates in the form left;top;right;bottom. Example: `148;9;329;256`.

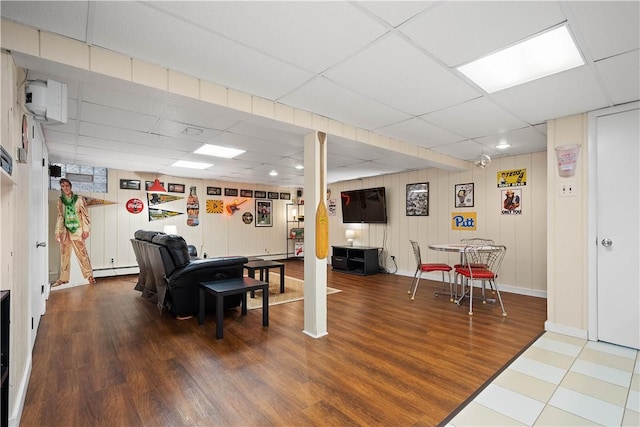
452;212;477;230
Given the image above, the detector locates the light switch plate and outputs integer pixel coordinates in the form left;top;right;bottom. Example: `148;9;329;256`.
559;182;576;197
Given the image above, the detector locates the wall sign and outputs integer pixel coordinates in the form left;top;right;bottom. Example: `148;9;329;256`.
206;199;223;214
451;212;477;230
242;212;253;224
501;189;522;215
126;198;144;214
497;169;527;187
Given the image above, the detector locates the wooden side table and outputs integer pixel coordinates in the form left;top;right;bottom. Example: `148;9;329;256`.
199;277;269;339
243;260;285;295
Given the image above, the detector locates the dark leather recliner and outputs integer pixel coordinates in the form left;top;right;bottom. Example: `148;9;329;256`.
131;230;164;301
132;230;247;317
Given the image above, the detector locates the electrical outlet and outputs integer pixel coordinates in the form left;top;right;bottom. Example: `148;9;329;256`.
559;182;576;197
110;257;114;264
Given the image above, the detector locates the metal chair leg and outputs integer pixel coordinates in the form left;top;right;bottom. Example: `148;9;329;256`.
411;272;423;301
408;269;419;297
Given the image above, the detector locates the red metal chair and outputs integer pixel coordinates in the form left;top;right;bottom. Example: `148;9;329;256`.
453;238;494;299
455;244;507;316
408;240;453;301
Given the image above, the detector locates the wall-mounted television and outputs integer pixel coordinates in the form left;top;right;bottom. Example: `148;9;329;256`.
340;187;388;224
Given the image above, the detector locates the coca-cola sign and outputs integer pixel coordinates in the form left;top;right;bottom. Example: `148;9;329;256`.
126;198;144;214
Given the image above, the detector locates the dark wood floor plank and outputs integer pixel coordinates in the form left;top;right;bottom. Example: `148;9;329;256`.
21;260;546;426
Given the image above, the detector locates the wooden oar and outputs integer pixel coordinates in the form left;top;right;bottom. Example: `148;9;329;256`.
315;131;329;259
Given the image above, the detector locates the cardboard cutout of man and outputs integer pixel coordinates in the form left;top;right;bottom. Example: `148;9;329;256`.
52;178;95;286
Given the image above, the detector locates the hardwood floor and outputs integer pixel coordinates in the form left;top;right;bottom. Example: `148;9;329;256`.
21;260;546;426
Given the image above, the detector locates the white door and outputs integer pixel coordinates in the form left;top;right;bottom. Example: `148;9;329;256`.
596;106;640;349
28;121;48;349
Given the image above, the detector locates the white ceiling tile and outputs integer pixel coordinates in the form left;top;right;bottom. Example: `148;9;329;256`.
431;139;496;162
7;1;638;185
270;156;305;169
377;117;464;148
78;122;159;146
90;2;313;100
422;97;529;138
400;1;566;67
227;121;307;147
154;136;203;153
474;126;547;157
1;1;89;41
79;102;158;132
596;50;640;105
77;135;189;159
357;1;434;27
212;132;300;158
325;33;479;115
151;1;388;74
492;66;609;124
42;119;78;137
150;119;224;143
281;77;411;130
567;1;640;60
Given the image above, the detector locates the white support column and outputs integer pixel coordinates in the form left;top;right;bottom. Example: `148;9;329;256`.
303;131;328;338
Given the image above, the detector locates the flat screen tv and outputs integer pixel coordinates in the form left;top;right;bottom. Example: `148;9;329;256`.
340;187;388;224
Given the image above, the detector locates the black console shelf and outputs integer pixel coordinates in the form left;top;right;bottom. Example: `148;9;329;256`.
331;246;379;276
1;290;9;427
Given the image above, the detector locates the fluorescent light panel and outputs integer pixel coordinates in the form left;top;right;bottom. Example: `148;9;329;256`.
457;25;584;93
171;160;212;169
194;144;245;158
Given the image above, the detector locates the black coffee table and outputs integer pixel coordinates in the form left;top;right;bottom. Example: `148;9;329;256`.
198;277;269;339
243;260;285;295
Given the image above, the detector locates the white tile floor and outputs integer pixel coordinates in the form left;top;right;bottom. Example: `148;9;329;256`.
446;332;640;426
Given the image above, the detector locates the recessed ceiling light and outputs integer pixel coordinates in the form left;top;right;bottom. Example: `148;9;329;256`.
269;170;278;176
194;144;245;159
171;160;212;169
295;165;304;170
496;141;511;150
457;25;584;93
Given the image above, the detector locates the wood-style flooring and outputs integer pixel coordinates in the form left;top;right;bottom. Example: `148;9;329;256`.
21;260;546;426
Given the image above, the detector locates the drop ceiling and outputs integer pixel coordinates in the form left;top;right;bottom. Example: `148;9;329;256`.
2;1;638;187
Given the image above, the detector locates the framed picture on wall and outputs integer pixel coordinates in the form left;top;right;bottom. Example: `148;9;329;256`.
240;189;253;198
268;191;279;199
168;183;185;193
279;192;291;200
454;183;474;208
120;179;141;190
254;190;267;198
225;188;238;197
255;199;273;227
406;182;429;216
207;186;222;196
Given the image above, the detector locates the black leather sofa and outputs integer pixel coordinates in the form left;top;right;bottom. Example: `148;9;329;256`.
131;230;247;317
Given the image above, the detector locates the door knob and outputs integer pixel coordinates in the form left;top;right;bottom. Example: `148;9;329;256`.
601;238;613;247
36;241;47;248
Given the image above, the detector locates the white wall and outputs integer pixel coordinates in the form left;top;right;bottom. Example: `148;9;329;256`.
48;170;294;279
546;114;589;337
328;151;547;296
1;51;33;427
59;151;548;298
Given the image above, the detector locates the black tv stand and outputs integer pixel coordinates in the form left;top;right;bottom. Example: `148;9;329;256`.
331;246;380;276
